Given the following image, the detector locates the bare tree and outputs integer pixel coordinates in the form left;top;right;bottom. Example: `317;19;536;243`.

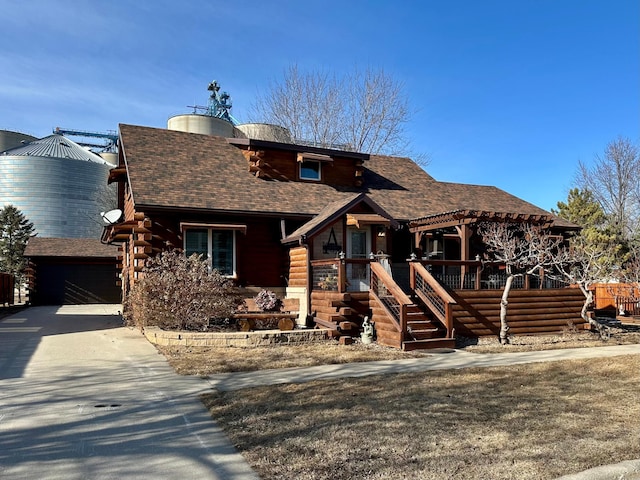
577;137;640;243
548;236;619;339
251;64;414;156
478;222;562;344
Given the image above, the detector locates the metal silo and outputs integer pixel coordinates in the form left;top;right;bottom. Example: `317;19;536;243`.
167;114;235;136
0;130;37;153
234;123;293;143
168;80;238;137
0;135;113;238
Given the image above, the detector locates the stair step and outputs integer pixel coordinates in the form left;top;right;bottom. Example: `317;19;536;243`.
402;338;456;351
407;320;439;329
407;327;445;340
314;317;338;330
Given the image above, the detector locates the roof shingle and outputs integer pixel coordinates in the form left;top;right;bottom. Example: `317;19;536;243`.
24;237;118;258
119;124;566;224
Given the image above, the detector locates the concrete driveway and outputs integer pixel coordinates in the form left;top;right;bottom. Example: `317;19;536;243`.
0;305;258;480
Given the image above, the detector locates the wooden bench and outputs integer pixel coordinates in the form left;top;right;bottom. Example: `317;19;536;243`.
233;298;300;331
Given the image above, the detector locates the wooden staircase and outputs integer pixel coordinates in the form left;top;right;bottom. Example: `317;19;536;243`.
403;302;456;351
311;291;369;337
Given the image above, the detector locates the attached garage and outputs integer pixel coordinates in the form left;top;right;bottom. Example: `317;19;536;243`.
25;238;120;305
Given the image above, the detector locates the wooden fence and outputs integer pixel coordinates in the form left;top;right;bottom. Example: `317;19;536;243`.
592;283;640;315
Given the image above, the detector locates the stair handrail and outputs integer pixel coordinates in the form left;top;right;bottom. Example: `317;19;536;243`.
410;262;456;338
370;262;411;334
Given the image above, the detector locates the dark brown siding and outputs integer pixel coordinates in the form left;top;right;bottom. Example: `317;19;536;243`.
237;146;361;187
134;211;289;288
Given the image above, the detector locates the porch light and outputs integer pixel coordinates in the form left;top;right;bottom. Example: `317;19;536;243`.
409;252;417;261
369;252;376;260
338;251;345;260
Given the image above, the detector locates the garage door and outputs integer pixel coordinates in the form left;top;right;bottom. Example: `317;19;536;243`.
32;262;121;305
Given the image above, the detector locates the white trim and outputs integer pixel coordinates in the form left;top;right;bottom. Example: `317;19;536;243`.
299;159;322;181
183;227;237;278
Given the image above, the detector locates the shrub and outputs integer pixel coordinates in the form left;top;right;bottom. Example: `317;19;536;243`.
123;250;242;331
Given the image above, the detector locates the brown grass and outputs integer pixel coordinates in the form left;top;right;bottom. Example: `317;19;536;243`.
202;355;640;480
458;325;640;354
156;341;431;375
156;327;640;376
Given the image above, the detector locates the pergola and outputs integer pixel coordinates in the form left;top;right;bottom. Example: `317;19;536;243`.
408;209;554;276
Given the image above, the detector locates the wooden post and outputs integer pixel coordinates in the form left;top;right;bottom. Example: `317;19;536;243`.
475;263;482;290
338;260;346;293
400;303;407;339
409;261;416;290
458;225;470;289
444;303;452;338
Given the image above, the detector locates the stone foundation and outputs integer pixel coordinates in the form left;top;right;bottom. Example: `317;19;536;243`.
144;325;328;347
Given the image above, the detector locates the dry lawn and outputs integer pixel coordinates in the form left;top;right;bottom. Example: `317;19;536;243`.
156;326;640;376
202;355;640;480
156;341;431;375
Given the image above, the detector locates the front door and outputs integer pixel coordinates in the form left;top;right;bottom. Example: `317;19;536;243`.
346;227;371;291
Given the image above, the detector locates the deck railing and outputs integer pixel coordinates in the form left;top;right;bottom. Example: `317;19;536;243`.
311;258;372;293
370;262;410;334
409;262;455;338
418;260;566;291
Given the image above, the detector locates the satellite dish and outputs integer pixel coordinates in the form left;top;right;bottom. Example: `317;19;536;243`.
101;209;123;225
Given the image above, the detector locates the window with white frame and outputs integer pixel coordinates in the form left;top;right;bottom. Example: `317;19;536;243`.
184;227;236;277
299;159;321;181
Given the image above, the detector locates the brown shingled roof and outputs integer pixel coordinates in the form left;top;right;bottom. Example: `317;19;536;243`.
119;124;568;226
24;237;118;258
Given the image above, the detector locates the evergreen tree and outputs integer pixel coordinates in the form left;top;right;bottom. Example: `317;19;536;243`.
0;205;36;301
553;188;626;277
553;188;606;230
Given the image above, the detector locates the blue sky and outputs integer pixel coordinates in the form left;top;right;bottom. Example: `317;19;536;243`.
1;0;638;212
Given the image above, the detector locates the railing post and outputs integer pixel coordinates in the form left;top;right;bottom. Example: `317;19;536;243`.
338;259;346;293
444;303;452;338
409;261;416;291
400;303;407;337
475;263;482;290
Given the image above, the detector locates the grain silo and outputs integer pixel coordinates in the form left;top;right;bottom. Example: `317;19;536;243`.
168;80;236;137
0;134;113;238
234;123;293;143
0;130;37;153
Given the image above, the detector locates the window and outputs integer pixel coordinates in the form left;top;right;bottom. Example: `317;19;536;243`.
299;160;321;181
184;228;236;276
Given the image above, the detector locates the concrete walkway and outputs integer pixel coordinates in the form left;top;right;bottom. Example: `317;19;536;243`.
205;343;640;392
1;305;638;480
0;305;259;480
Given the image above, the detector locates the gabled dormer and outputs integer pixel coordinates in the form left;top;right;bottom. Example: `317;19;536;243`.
227;137;369;188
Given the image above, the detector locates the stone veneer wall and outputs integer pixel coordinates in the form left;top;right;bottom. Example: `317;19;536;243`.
144;326;328;347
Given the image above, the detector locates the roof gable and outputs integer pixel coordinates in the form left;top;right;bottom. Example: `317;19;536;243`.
282;193;398;244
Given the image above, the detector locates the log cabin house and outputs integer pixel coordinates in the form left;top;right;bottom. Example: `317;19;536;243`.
103;124;585;350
